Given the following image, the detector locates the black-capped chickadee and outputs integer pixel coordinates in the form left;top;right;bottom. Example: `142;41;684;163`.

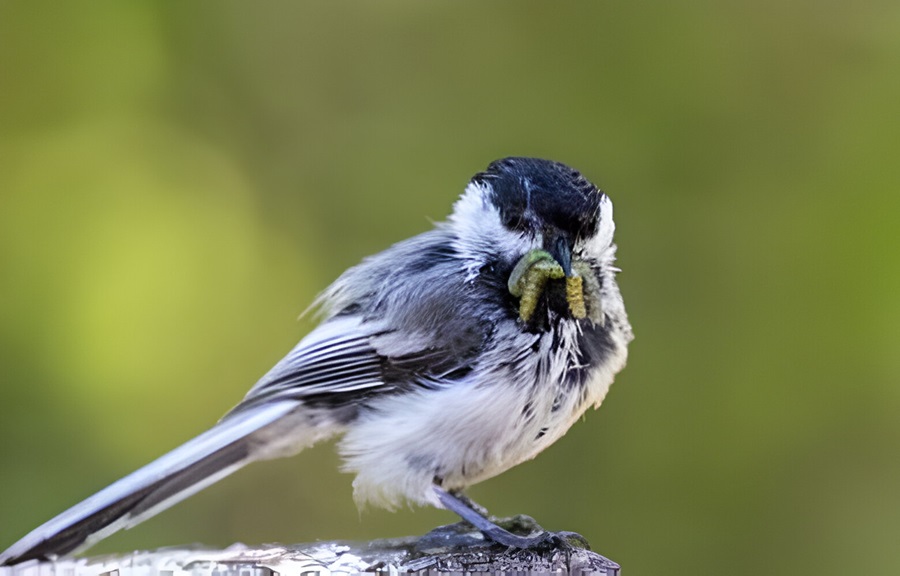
1;157;633;565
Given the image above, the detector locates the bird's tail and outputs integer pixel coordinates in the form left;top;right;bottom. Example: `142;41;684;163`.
0;400;301;566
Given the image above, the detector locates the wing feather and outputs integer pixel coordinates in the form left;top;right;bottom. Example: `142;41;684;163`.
226;316;387;413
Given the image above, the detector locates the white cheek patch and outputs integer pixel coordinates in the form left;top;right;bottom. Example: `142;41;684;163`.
449;181;535;279
581;194;616;263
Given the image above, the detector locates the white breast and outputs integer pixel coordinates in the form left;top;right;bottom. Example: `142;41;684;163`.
338;319;630;512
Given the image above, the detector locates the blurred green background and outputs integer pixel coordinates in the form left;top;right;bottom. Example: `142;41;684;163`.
1;2;899;574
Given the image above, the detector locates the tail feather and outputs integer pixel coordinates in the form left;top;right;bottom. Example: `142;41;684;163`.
0;401;298;566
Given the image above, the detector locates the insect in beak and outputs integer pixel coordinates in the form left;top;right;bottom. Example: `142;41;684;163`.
508;249;601;323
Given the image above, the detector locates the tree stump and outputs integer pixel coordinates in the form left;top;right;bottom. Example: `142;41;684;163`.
0;521;620;575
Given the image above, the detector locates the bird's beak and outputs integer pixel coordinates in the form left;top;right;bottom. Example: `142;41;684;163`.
547;235;573;277
546;234;590;320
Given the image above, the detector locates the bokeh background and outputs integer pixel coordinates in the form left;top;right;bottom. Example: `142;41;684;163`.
2;2;899;575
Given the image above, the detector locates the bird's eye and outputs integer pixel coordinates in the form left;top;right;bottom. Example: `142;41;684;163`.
479;262;495;275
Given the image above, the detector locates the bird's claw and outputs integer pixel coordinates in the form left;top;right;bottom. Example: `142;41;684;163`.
480;515;590;550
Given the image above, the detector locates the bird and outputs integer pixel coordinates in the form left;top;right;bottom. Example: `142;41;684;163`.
0;157;633;565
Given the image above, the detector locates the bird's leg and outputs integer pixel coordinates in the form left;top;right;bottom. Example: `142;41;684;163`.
434;486;557;548
447;489;490;517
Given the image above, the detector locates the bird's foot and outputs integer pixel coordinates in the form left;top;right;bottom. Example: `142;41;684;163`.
433;486;591;550
485;515;591;549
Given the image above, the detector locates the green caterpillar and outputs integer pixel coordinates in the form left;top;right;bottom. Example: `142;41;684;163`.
507;249;604;324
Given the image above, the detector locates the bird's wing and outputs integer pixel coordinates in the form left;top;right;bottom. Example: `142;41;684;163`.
231;233;493;414
229;307;487;415
230;315;391;413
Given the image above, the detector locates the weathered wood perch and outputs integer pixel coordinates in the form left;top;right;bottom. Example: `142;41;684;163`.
0;521;620;575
